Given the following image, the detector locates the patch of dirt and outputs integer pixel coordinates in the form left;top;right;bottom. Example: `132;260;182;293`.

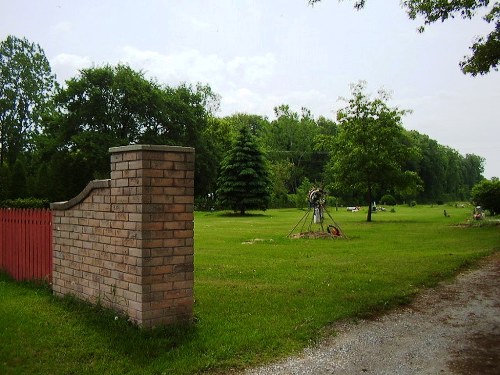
245;252;500;375
242;239;274;245
449;330;500;374
289;231;343;239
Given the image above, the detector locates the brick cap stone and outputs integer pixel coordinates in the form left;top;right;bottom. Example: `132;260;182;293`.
109;145;195;154
50;179;111;210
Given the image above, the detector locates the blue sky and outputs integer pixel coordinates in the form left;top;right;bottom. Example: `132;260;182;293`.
2;0;499;178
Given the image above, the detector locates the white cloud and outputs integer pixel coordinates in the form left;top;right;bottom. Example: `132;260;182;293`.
50;21;72;34
49;46;280;116
222;87;266;115
51;53;92;82
119;46;227;87
119;46;276;89
227;53;277;84
188;16;211;31
220;87;333;119
117;46;278;117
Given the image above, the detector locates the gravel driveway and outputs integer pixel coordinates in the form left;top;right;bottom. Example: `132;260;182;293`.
244;253;500;375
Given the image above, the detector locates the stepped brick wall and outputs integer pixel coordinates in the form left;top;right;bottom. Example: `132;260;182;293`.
51;145;195;327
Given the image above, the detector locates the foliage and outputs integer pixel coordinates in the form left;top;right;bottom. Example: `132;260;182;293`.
295;177;313;209
0;197;49;208
1;207;499;374
269;159;294;208
263;106;331;193
217;125;271;214
308;0;500;75
471;178;500;215
8;159;28;198
460;11;500;75
0;163;8;200
327;82;422;221
203;114;268;197
402;0;500;75
225;112;269;138
0;35;57;165
0;35;488;207
380;193;397;205
407;131;484;203
38;64;217;200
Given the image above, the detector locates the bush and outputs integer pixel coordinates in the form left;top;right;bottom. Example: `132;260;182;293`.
380;194;396;206
194;196;217;211
268;193;295;209
471;179;500;216
0;198;50;209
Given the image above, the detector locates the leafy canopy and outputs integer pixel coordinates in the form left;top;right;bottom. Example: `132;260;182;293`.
0;35;57;165
40;64;217;197
328;81;421;221
471;178;500;215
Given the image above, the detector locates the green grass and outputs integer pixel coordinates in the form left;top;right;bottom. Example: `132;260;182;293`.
1;205;498;374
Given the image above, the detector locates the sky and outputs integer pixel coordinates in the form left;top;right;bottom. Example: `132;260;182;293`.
1;0;499;178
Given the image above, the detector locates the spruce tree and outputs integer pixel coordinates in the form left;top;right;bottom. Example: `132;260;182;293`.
217;125;270;215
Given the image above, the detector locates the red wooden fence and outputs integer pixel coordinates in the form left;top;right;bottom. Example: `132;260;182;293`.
0;208;52;282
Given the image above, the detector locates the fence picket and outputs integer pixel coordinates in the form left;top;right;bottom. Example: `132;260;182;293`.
0;208;52;282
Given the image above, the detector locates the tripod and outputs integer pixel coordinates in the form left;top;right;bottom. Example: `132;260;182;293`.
288;202;346;238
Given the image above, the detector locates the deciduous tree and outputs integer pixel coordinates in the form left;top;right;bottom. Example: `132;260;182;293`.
327;82;421;222
263;105;322;192
41;64;218;199
0;35;57;165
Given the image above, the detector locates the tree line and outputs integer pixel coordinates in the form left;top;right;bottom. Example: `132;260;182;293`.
0;35;489;214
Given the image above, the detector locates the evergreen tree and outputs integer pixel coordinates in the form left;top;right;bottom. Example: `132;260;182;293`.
217;125;271;215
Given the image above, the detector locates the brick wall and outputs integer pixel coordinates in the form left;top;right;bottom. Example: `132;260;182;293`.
51;145;195;327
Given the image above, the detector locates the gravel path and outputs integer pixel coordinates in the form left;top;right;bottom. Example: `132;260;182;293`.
244;253;500;375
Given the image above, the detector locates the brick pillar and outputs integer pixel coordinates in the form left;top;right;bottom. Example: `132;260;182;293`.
109;145;195;327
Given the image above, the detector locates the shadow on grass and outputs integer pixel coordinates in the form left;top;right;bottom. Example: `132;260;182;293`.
0;274;198;366
216;211;269;218
55;294;198;363
357;220;420;224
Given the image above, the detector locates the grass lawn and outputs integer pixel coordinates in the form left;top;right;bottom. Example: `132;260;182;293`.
1;205;498;374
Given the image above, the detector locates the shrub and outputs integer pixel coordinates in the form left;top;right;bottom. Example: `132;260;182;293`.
194;195;217;211
0;198;50;209
268;193;293;209
380;194;396;206
471;179;500;216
